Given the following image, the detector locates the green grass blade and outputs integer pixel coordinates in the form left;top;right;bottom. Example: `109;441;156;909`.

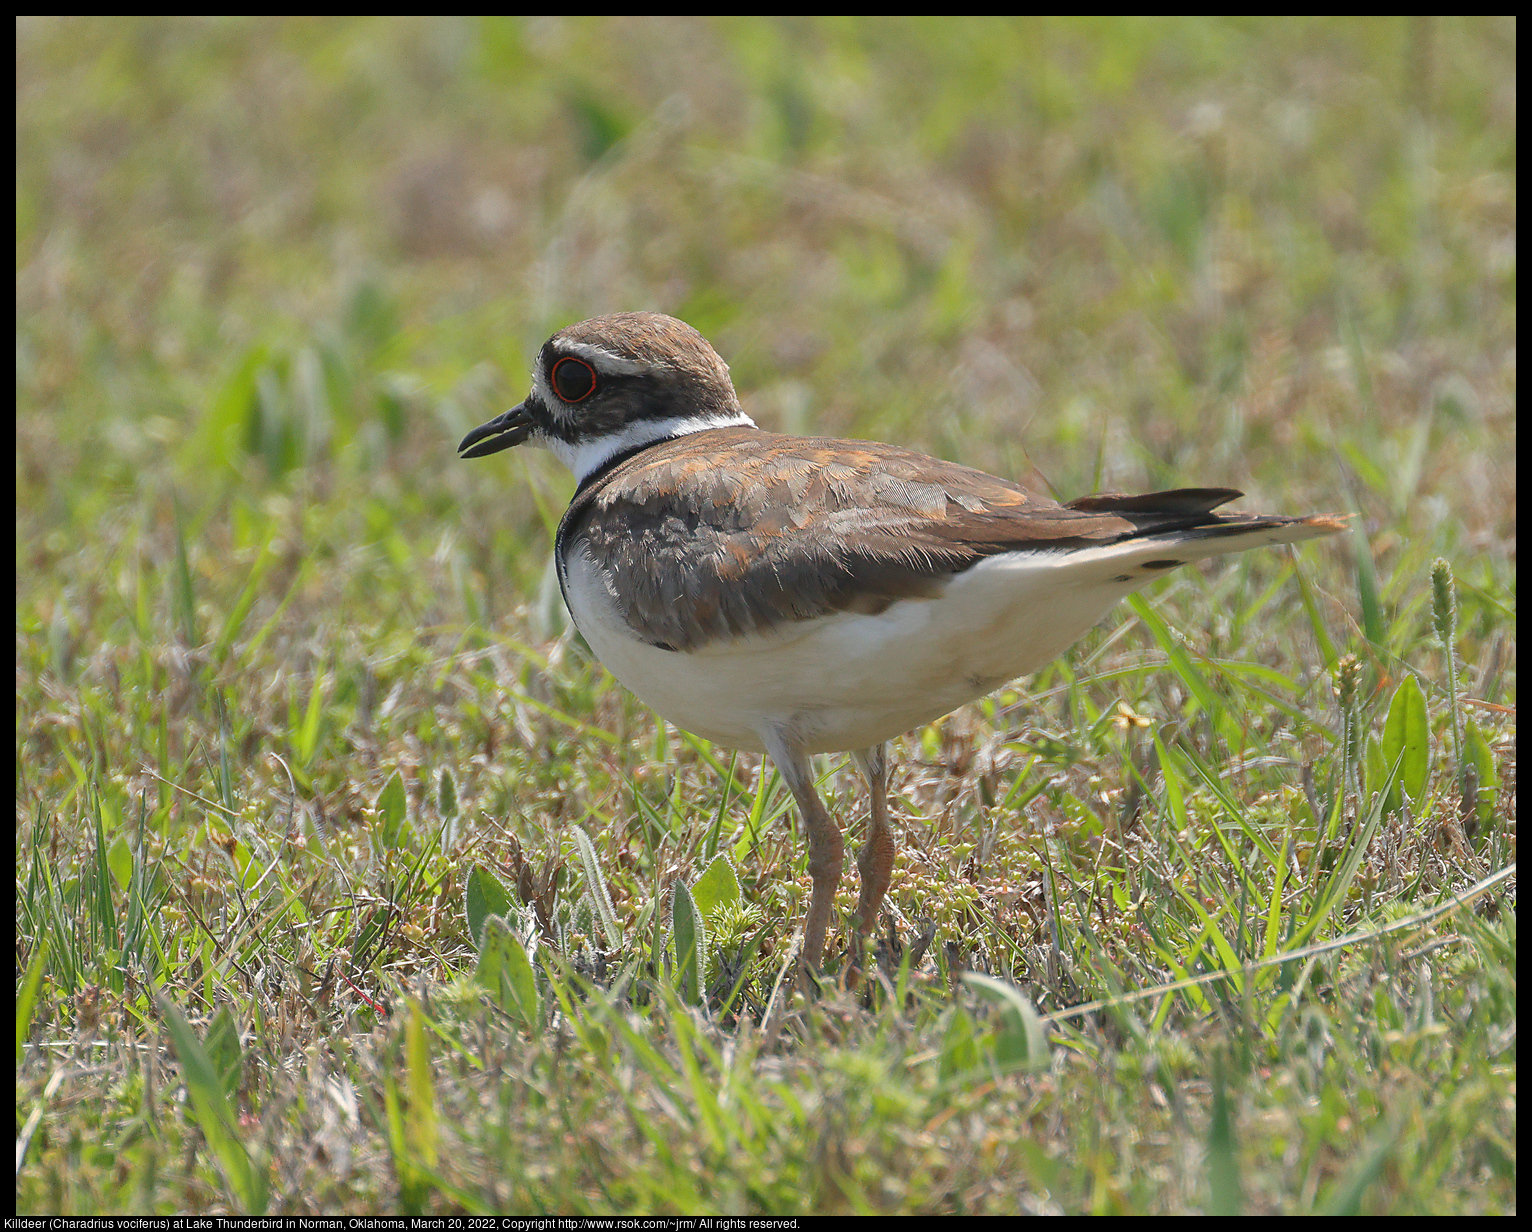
210;541;276;669
159;997;268;1214
1261;829;1291;961
405;999;439;1172
1205;1055;1241;1215
170;497;201;648
204;1005;244;1100
16;940;49;1068
1347;520;1386;647
1129;594;1225;725
1290;555;1339;671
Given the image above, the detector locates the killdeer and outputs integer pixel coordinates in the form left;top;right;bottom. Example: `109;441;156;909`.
460;312;1345;972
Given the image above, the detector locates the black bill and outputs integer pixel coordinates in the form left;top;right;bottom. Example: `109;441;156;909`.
459;401;535;458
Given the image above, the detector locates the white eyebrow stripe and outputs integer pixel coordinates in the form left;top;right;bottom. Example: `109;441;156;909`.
554;339;654;376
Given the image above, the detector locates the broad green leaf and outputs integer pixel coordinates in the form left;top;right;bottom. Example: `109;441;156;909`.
377;771;408;849
478;915;538;1027
1365;732;1387;808
1380;676;1430;807
464;865;515;951
106;832;134;892
690;852;741;919
962;972;1049;1071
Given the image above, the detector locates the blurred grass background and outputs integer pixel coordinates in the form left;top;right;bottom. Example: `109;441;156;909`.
19;17;1515;560
16;16;1515;1216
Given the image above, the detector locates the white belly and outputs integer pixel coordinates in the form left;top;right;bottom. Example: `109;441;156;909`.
561;546;1146;755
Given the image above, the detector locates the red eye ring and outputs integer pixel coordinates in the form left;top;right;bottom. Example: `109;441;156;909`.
549;355;597;403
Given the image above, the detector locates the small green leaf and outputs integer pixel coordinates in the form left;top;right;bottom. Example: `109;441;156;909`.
464;866;515;952
690;851;741;920
671;882;707;1006
572;894;595;937
106;832;134;892
572;825;621;947
377;771;408;849
962;972;1049;1071
477;915;539;1027
1380;676;1430;807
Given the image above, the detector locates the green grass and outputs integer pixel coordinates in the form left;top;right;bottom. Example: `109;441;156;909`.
17;15;1515;1215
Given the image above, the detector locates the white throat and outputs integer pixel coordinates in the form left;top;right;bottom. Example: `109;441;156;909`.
546;412;756;484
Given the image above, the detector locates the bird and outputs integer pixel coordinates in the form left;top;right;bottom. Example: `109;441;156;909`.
460;312;1345;974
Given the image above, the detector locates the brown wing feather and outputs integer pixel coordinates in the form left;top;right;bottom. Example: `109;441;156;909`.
561;427;1307;651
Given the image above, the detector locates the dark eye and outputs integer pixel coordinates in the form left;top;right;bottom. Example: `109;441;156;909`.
549;356;596;403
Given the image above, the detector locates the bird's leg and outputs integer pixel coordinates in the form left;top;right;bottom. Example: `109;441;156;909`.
852;743;895;942
762;729;843;976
